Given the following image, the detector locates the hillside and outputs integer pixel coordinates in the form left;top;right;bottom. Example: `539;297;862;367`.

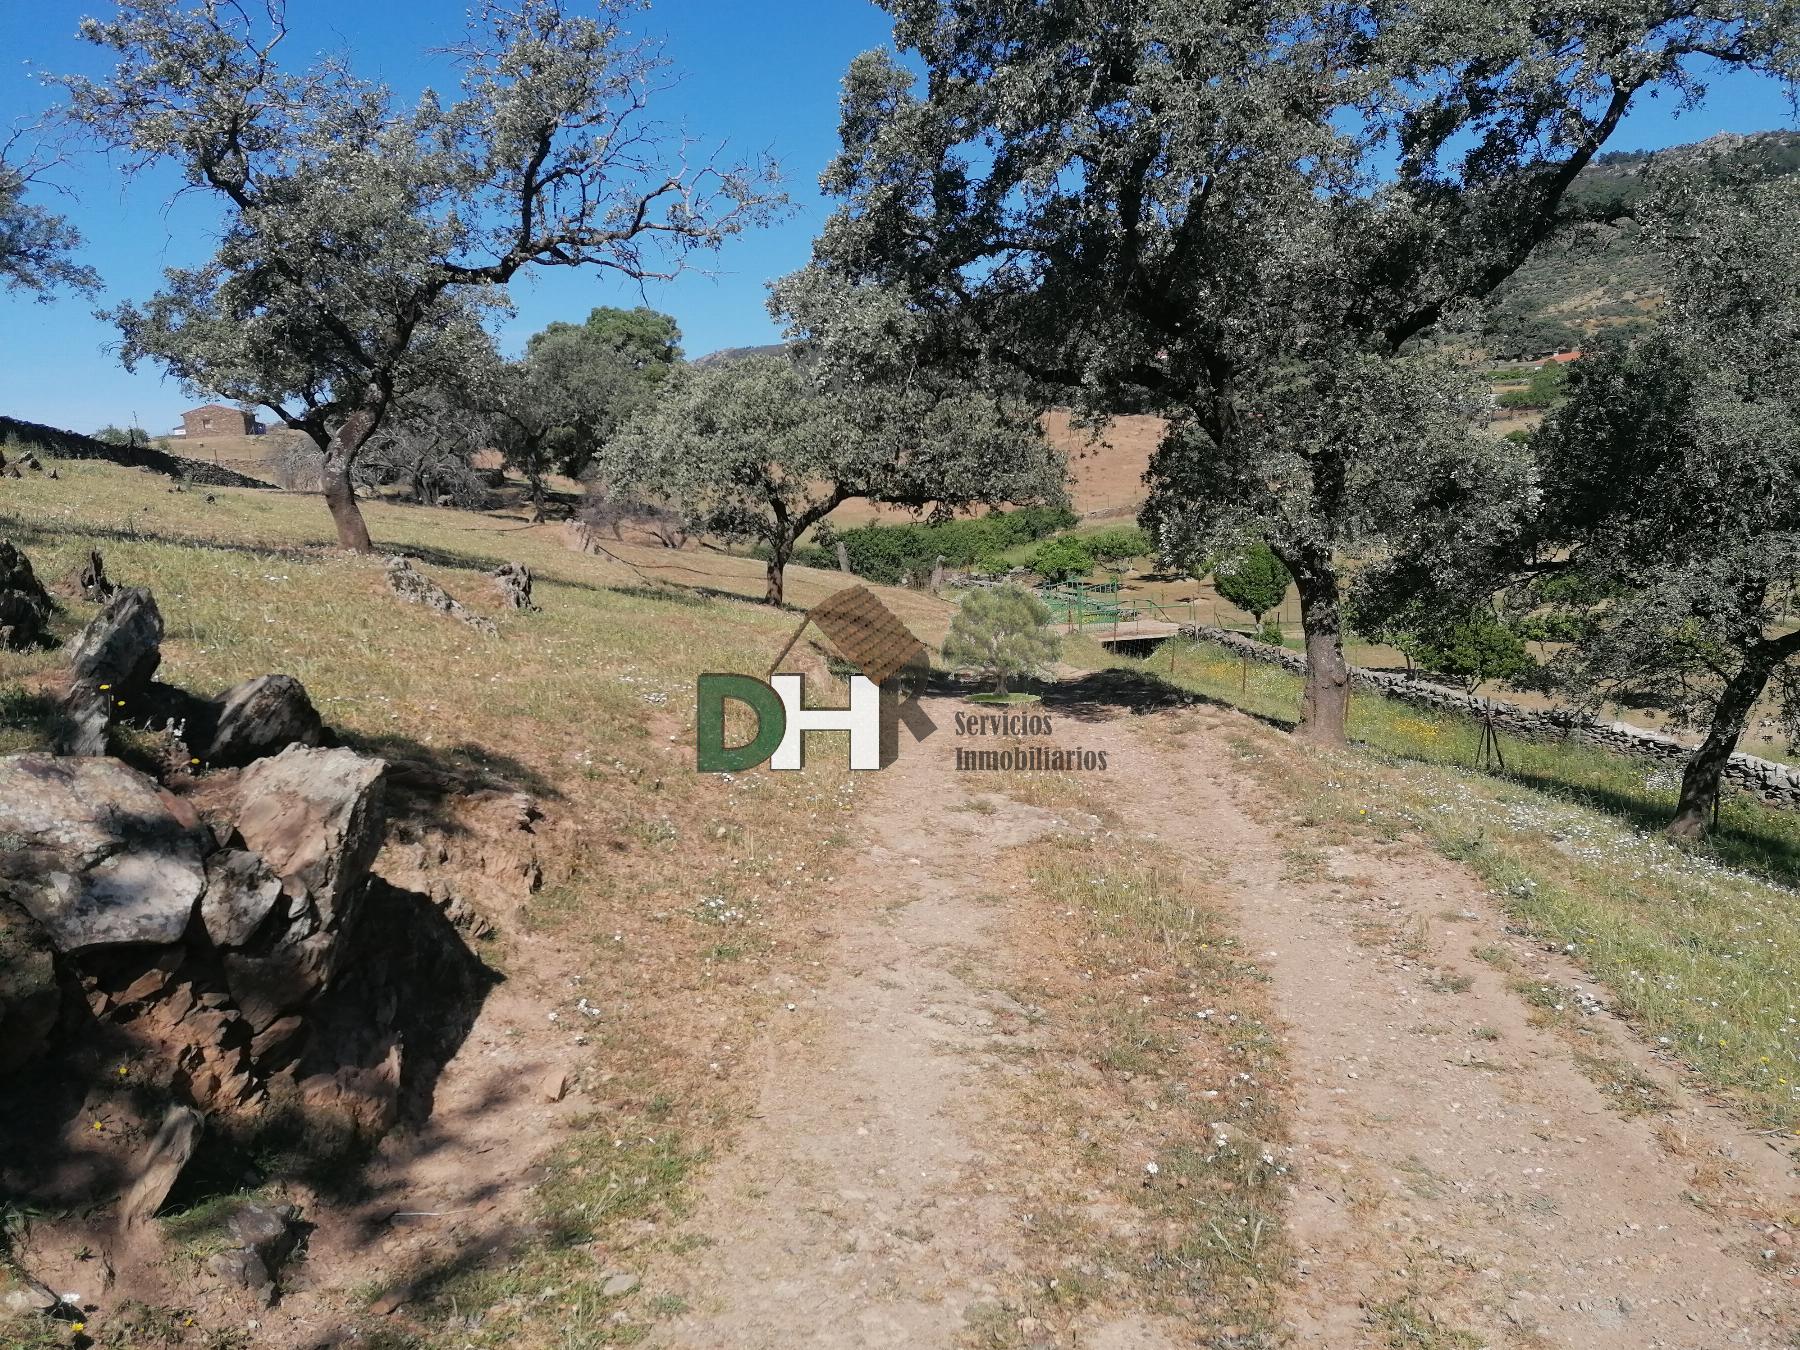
1481;128;1800;357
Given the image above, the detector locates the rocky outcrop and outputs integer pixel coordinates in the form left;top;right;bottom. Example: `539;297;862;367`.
0;755;208;950
0;746;393;1112
492;562;534;610
0;540;54;650
195;674;324;767
1186;624;1800;810
386;556;498;635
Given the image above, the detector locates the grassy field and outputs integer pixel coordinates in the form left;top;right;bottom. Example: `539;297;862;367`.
0;460;955;1347
1069;634;1800;1131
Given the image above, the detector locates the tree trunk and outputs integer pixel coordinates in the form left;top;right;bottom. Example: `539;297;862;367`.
837;540;852;573
1666;646;1780;842
322;408;375;552
765;541;789;606
1290;558;1350;745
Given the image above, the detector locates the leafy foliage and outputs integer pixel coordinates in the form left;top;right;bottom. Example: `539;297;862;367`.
790;0;1794;742
1086;525;1153;564
57;0;778;550
0;130;98;300
1028;536;1095;583
941;585;1061;694
826;506;1077;584
1213;542;1292;624
1526;171;1800;834
1395;610;1535;693
597;354;1064;604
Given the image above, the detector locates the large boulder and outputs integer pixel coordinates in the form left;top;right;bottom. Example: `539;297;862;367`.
66;586;162;692
0;754;208;950
220;747;388;1032
0;540;54;650
232;746;387;930
197;674;324;767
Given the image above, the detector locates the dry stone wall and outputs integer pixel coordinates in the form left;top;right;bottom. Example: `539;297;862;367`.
1183;625;1800;811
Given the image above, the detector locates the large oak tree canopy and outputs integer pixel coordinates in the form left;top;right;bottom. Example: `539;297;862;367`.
56;0;782;550
798;0;1798;743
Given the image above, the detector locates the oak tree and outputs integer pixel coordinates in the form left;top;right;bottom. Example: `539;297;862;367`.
59;0;778;550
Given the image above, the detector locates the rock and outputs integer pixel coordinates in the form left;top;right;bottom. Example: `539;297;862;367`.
227;1202;298;1262
119;1104;204;1229
385;556;497;635
0;754;208;950
601;1272;639;1298
369;1285;412;1316
208;1246;272;1303
0;898;62;1074
201;850;284;947
232;746;388;931
0;539;54;650
65;586;163;692
249;1014;307;1070
492;562;534;610
198;675;323;768
540;1069;568;1103
72;548;115;603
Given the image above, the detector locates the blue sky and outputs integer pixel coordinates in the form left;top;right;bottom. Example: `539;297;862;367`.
0;2;1795;436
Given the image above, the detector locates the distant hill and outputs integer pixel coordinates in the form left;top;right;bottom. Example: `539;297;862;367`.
1481;129;1800;359
0;414;277;489
691;342;787;368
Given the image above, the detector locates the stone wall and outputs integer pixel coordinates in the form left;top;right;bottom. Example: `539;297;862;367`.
1181;625;1800;811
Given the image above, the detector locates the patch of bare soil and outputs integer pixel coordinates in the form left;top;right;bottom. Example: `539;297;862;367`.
1123;705;1799;1349
639;682;1799;1349
642;694;1217;1348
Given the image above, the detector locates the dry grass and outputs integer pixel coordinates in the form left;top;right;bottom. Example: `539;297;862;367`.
964;778;1290;1348
0;459;954;1346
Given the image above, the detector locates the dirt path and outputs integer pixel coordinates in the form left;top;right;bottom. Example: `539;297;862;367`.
647;692;1091;1346
647;687;1797;1348
1113;704;1798;1349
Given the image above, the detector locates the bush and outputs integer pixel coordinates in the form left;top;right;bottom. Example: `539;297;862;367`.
1397;610;1535;692
942;584;1061;694
833;505;1078;584
1213;541;1290;623
1028;535;1094;582
1086;525;1152;563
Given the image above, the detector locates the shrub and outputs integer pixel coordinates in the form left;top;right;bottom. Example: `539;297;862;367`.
942;584;1061;694
1213;541;1290;624
1086;525;1153;563
1028;535;1094;582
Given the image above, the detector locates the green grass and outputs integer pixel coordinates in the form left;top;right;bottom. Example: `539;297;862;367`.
1079;635;1800;1130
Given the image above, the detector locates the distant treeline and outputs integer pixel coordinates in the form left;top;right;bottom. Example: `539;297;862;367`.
787;505;1080;583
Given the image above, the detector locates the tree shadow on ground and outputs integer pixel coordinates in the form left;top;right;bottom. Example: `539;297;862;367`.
1491;762;1800;892
0;879;501;1221
1016;666;1295;731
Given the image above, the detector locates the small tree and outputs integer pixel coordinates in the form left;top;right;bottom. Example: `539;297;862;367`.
1213;542;1291;634
59;0;777;552
598;355;1064;605
943;585;1060;696
1396;610;1533;695
1028;536;1093;583
1086;526;1152;565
